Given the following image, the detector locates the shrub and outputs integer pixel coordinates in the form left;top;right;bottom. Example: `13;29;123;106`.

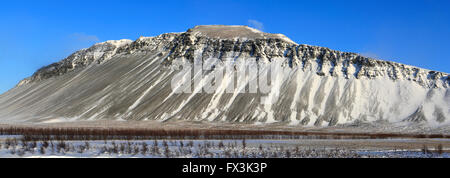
141;142;148;155
39;146;46;155
436;144;443;155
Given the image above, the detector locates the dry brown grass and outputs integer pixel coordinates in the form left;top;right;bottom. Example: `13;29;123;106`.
0;126;448;141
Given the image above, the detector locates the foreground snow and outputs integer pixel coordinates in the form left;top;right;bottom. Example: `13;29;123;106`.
1;136;448;158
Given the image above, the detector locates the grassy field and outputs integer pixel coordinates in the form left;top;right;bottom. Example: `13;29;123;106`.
0;124;449;158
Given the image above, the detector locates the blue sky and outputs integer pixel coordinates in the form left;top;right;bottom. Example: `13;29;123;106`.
1;0;449;94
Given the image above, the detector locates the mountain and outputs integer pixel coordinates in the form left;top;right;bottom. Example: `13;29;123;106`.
0;25;449;128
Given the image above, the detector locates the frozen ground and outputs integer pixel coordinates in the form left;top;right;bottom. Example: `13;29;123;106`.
0;135;448;158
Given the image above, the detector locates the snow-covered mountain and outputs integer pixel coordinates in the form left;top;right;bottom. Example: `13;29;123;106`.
0;25;448;127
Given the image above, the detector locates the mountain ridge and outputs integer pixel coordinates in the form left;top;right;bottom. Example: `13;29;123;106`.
17;25;449;89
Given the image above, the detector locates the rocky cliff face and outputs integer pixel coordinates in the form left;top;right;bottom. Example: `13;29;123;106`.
19;25;449;89
3;25;449;127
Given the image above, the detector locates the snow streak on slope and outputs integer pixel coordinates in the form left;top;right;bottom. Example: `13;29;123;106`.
0;25;448;128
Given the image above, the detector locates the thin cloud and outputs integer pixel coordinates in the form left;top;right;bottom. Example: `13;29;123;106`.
248;20;264;31
360;52;380;59
69;33;100;43
63;33;101;55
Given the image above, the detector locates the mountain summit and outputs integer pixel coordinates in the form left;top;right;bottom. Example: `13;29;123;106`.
187;25;297;43
1;25;449;129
